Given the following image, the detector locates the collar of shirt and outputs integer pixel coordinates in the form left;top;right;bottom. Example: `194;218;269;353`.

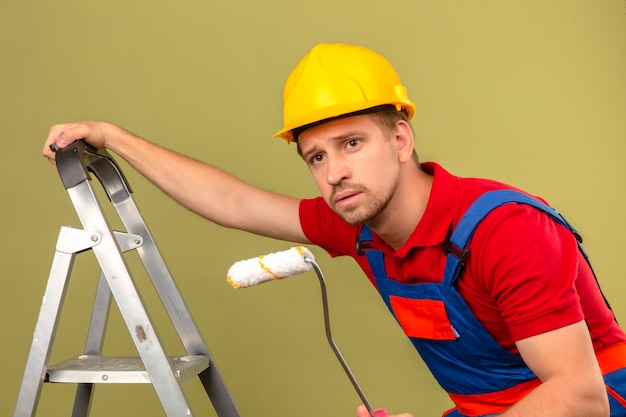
366;162;459;259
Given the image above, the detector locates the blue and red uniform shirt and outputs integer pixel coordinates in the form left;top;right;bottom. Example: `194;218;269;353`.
299;162;626;415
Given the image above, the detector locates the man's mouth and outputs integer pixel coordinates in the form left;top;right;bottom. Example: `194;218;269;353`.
332;190;361;207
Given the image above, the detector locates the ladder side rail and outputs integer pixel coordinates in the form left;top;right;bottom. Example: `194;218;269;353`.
88;147;242;417
67;141;207;352
89;156;207;351
72;271;112;417
72;234;150;417
14;228;84;417
67;180;196;416
83;271;113;355
128;211;242;417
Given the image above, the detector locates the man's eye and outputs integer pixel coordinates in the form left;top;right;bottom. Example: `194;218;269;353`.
311;154;325;164
346;139;360;149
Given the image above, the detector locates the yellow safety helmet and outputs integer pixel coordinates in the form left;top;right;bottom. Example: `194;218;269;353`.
273;43;415;143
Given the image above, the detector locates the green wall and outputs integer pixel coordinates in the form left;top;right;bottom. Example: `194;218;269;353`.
2;1;625;416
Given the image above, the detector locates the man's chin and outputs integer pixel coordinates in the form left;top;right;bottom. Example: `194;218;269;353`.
335;208;371;227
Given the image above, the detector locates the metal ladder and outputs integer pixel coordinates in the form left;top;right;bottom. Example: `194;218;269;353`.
14;140;241;417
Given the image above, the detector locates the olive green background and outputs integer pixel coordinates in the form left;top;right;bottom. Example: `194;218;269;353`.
2;1;625;416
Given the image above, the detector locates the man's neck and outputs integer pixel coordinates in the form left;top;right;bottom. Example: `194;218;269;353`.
367;165;433;251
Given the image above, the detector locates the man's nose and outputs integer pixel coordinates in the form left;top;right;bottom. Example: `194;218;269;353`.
325;156;350;185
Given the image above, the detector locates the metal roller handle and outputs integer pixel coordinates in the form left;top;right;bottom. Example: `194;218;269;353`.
305;257;387;417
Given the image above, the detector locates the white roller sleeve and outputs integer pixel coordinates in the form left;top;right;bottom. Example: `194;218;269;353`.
227;246;315;288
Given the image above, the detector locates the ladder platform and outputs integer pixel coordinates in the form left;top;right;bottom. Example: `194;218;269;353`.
46;355;209;384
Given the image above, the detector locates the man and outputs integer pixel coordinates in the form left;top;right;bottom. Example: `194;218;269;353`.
43;43;626;417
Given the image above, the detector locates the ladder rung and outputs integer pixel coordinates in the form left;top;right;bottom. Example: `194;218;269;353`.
46;355;209;384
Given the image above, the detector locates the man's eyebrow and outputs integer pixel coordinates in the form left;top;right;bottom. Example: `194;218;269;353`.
300;131;365;160
300;143;323;162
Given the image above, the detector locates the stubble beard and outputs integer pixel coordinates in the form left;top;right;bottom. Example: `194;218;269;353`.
330;183;395;226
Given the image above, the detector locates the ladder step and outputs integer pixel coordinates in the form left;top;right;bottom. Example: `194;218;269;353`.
46;355;209;384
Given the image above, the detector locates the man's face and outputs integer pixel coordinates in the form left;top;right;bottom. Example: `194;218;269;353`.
298;114;401;226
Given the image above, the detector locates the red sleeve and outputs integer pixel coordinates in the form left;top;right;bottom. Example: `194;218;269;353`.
470;203;585;341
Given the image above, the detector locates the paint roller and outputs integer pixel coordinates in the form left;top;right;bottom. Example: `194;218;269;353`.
227;246;388;417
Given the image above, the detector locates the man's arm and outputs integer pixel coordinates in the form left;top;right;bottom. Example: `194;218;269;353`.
43;121;308;243
503;320;609;417
354;322;608;417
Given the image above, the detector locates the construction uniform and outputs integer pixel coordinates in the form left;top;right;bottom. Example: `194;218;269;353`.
299;162;626;416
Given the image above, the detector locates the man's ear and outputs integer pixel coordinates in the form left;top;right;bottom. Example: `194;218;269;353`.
394;120;415;163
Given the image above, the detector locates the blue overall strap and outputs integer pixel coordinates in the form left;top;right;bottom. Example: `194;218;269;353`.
357;225;386;278
443;189;586;286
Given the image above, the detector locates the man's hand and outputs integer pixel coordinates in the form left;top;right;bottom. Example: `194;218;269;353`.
356;404;413;417
42;121;117;163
